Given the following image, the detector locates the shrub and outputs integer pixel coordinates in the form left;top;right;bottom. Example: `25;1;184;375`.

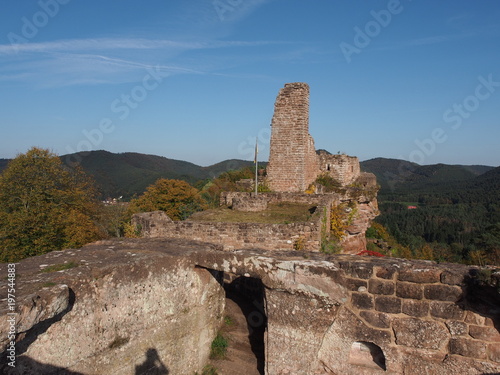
315;173;342;192
128;179;205;220
201;365;219;375
209;333;228;360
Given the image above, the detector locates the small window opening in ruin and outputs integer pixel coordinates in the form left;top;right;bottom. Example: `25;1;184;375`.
348;341;386;371
351;166;354;172
327;164;331;171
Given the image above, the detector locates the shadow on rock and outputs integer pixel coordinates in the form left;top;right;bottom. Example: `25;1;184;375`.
135;348;169;375
0;348;169;375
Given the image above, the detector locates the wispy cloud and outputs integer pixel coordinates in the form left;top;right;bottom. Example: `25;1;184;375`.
0;37;281;55
0;37;287;87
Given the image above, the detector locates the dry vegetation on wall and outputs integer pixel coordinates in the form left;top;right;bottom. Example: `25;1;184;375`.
313;173;342;193
330;202;358;240
319;201;359;255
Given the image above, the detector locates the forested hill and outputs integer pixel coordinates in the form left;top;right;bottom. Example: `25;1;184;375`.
0;151;259;200
367;160;500;264
64;151;260;199
360;157;494;193
1;152;495;202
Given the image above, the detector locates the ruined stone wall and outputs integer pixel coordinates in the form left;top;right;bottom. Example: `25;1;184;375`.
136;189;378;254
356;172;378;188
133;211;325;251
318;151;361;186
305;134;320;188
313;260;500;375
267;83;319;192
134;193;345;252
232;195;268;212
197;250;500;375
220;191;334;208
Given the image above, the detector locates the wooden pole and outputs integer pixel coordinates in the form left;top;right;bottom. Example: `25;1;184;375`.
254;139;258;195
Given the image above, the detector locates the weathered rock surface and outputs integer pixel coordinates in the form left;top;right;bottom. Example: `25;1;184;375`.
0;239;225;375
341;189;379;254
1;238;499;375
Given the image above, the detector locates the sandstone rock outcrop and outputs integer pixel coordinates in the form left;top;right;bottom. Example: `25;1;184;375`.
1;238;499;374
0;239;225;375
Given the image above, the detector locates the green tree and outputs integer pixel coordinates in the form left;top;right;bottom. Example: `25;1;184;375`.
0;148;104;262
128;179;205;220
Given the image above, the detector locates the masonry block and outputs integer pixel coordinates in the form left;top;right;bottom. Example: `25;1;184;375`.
488;342;500;362
368;278;395;295
393;318;449;350
430;301;465;320
449;338;487;359
374;266;397;279
484;316;496;327
402;299;429;318
375;296;401;314
351;292;374;310
464;310;486;325
469;325;500;342
424;284;463;302
398;268;441;283
440;270;465;286
445;320;468;337
345;277;367;292
340;262;373;279
396;281;423;299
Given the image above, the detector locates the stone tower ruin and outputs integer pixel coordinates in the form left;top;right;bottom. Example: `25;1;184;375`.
267;83;319;192
267;82;363;192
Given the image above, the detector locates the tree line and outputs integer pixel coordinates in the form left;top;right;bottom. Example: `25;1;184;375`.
1;148;498;266
0;148;260;262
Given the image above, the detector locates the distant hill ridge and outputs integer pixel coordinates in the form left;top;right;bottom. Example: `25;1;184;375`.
0;151;259;199
0;152;496;200
360;157;494;191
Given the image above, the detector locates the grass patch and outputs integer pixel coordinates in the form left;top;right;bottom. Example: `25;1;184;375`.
199;365;219;375
189;203;316;224
41;262;78;273
209;333;228;360
42;282;57;287
224;315;234;327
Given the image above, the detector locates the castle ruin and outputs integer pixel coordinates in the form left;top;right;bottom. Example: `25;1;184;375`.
0;83;499;375
267;82;363;192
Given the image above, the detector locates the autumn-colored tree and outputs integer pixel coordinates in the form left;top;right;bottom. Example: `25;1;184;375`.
0;148;104;262
128;179;205;220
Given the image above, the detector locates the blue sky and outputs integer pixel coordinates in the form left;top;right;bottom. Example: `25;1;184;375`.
1;0;499;167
